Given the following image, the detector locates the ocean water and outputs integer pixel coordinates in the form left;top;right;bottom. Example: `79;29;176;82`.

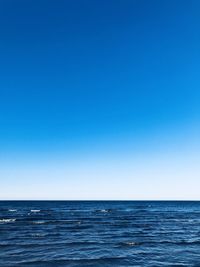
0;201;200;266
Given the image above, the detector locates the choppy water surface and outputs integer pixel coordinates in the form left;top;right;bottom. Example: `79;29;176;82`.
0;201;200;266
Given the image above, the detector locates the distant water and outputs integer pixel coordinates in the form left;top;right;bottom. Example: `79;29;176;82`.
1;201;200;266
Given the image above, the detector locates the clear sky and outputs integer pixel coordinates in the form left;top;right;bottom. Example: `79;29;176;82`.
0;0;200;200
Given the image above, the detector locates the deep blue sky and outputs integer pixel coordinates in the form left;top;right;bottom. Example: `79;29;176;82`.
0;0;200;199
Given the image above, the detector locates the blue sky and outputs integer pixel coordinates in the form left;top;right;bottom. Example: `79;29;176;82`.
0;0;200;199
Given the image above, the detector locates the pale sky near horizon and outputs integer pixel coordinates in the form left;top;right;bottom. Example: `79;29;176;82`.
0;0;200;199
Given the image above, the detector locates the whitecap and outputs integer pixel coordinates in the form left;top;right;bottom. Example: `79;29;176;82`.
0;219;16;223
122;241;137;246
100;209;108;213
8;209;17;212
33;221;45;224
31;233;46;237
31;210;40;213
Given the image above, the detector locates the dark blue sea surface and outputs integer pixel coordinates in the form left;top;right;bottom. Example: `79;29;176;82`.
0;201;200;266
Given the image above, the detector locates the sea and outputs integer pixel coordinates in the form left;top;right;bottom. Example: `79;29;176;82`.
0;201;200;266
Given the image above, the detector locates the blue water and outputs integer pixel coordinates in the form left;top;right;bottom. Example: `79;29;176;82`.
0;201;200;266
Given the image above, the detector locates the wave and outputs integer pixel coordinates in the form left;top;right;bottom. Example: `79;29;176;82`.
95;209;112;213
30;210;40;213
8;209;17;212
120;240;200;246
18;256;127;266
119;241;139;247
31;233;47;237
0;218;16;223
123;241;137;246
156;240;200;245
101;209;109;213
32;220;45;224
